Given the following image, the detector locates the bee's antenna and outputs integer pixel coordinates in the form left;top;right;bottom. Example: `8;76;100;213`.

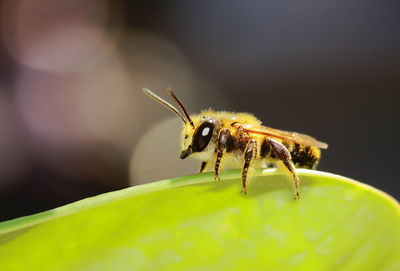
167;87;195;129
142;88;187;125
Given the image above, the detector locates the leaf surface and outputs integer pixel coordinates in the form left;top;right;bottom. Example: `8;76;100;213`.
0;169;399;271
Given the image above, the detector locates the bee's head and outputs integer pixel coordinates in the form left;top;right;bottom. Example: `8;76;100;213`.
180;115;217;159
142;88;217;160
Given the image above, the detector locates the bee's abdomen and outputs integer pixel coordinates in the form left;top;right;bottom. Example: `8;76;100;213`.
288;143;321;169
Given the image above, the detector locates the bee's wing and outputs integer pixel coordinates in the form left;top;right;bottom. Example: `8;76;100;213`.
243;125;328;149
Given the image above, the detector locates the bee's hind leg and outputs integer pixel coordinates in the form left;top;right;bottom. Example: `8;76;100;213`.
214;128;232;181
267;138;300;199
241;139;257;194
282;161;300;200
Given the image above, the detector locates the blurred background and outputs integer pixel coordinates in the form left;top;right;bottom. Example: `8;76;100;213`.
0;0;399;222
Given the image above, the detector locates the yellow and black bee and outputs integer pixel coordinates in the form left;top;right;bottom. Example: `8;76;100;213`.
143;88;328;199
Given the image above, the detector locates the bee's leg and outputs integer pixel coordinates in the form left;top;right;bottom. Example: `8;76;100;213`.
199;161;207;173
242;139;257;194
283;161;300;199
214;128;232;181
267;138;300;199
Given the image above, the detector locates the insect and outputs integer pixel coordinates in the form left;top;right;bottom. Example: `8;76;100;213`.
143;88;328;199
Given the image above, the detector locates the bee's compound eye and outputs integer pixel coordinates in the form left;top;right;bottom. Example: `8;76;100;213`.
202;127;210;136
192;120;215;152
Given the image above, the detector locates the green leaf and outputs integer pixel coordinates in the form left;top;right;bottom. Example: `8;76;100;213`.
0;169;399;271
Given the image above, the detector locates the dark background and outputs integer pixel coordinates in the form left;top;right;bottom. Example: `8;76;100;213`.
0;0;399;222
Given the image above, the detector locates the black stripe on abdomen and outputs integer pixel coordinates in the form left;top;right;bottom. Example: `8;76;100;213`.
290;143;319;169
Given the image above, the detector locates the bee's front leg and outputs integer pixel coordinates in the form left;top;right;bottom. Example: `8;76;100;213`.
214;128;232;181
267;138;300;199
199;161;207;173
241;139;257;194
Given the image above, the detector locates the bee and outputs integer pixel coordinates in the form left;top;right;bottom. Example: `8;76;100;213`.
143;88;328;199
